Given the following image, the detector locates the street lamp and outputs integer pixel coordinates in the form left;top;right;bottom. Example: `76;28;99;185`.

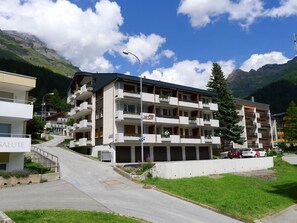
123;50;144;162
42;92;54;121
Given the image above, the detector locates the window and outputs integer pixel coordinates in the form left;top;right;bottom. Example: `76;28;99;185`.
124;104;135;114
203;113;210;121
0;91;13;102
162;109;172;117
202;97;210;104
0;164;6;170
0;124;11;137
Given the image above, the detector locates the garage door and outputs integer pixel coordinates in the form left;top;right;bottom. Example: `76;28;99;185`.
116;146;131;163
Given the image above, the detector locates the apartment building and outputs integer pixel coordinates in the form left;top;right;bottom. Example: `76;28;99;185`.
233;98;274;150
67;72;220;163
0;70;36;171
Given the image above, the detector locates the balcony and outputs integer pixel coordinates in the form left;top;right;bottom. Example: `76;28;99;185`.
157;134;180;143
237;108;244;116
203;119;219;127
68;101;92;119
179;100;199;109
79;138;92;147
203;102;218;111
202;136;221;144
69;140;79;148
67;94;76;104
0;134;31;152
155;116;179;124
155;95;178;106
0;98;33;120
76;84;93;101
76;119;92;132
180;136;201;144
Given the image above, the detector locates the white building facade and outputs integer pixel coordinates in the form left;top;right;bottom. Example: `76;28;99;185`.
0;71;36;171
68;72;220;163
233;98;274;150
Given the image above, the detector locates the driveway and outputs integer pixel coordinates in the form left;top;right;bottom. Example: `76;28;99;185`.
0;136;241;223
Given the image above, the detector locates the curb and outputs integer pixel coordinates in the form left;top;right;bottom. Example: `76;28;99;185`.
0;211;14;223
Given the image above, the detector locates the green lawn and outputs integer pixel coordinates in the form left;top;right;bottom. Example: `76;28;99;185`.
144;157;297;222
5;210;145;223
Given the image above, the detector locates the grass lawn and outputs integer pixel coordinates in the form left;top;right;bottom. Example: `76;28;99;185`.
5;210;146;223
144;157;297;222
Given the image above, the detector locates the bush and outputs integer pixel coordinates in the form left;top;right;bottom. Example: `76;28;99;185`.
24;162;50;174
141;161;154;172
268;150;278;156
0;170;31;179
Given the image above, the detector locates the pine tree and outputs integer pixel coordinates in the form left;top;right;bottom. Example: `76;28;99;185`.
207;63;244;150
284;101;297;142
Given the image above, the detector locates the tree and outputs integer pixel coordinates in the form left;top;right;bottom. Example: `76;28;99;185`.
26;116;44;139
284;101;297;143
207;63;244;150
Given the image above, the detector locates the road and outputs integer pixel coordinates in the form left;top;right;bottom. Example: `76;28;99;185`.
0;136;241;223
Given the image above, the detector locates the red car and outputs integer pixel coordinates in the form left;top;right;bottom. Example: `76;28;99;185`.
227;149;242;159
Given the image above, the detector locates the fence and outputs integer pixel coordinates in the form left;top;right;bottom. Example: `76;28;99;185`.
30;146;60;178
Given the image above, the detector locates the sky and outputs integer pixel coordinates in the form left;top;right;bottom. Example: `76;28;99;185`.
0;0;297;89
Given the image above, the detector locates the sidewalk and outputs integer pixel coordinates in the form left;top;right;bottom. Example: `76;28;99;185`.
257;204;297;223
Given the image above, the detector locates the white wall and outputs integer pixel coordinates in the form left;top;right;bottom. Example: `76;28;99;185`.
103;82;115;144
7;152;25;171
151;157;273;179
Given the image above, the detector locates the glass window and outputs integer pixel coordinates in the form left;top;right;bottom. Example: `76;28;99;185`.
0;91;13;102
0;124;11;137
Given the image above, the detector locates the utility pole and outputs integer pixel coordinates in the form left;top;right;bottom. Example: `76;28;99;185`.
294;33;297;56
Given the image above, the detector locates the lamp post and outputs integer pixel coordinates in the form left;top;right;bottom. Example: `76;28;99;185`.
123;50;144;162
42;92;54;122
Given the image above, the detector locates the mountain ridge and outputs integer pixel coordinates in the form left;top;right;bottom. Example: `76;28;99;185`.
0;30;79;76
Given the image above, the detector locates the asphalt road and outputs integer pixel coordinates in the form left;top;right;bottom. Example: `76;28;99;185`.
0;136;241;223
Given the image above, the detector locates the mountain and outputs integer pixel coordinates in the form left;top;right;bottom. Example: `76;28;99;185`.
227;57;297;98
227;57;297;113
0;30;79;76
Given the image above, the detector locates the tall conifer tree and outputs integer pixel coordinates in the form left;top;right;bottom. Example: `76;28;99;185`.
284;101;297;142
207;63;244;150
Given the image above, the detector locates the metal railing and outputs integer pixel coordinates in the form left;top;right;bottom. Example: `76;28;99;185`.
0;96;33;105
31;146;60;178
0;133;31;138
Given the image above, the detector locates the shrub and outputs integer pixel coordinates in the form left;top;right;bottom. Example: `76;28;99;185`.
141;161;154;172
268;150;277;156
0;170;31;179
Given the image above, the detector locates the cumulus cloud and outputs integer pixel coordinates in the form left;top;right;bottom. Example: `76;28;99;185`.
178;0;297;29
0;0;169;72
142;59;235;90
240;51;289;72
178;0;264;29
266;0;297;17
122;33;166;64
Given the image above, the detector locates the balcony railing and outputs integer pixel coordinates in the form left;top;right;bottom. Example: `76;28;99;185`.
0;97;34;120
0;134;31;152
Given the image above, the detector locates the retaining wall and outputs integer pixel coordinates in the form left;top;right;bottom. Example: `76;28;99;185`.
151;157;274;179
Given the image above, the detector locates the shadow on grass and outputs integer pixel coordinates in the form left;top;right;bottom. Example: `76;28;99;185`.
269;182;297;203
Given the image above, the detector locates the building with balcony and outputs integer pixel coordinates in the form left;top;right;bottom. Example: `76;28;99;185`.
0;70;36;171
67;72;220;163
233;98;274;150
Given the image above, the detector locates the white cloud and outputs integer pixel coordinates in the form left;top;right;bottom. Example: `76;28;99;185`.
266;0;297;17
123;33;166;64
0;0;169;73
162;49;175;59
142;59;235;90
178;0;264;29
178;0;297;29
240;51;289;72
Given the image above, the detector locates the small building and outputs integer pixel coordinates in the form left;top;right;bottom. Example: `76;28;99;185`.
233;98;274;150
67;72;221;163
0;70;36;171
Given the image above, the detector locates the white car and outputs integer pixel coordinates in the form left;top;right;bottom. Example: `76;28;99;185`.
242;148;267;158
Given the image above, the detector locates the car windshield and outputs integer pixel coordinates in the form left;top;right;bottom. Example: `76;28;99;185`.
243;149;251;151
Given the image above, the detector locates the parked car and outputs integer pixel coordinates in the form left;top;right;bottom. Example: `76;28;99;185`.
242;148;267;158
227;149;242;159
220;151;229;159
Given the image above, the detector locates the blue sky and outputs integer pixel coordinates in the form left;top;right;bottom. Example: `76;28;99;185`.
0;0;297;89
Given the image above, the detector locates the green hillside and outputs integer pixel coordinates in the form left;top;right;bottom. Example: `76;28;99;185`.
0;58;71;108
0;30;79;77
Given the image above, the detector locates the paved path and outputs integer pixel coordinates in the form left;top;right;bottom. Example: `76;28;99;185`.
0;136;241;223
282;153;297;165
